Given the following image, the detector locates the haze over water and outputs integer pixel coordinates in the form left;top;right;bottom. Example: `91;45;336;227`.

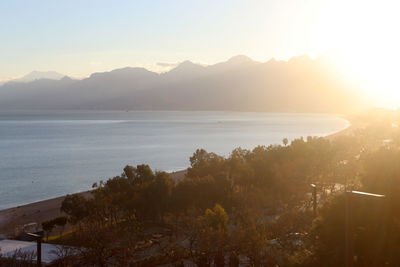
0;111;348;210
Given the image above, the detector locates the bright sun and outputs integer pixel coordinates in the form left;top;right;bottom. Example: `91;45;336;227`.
315;0;400;109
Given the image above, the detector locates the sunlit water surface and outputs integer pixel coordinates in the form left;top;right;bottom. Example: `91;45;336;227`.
0;110;349;209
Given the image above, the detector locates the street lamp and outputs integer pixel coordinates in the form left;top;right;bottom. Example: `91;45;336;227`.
345;190;385;267
27;233;43;267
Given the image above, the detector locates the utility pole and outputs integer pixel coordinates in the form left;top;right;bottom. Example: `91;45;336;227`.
345;191;352;267
345;190;385;267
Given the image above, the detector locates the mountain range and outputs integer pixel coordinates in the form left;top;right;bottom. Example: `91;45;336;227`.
0;71;65;86
0;55;368;112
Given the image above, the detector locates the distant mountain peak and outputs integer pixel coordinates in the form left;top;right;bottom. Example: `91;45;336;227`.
227;55;254;64
14;71;65;83
167;60;205;75
110;66;148;73
0;55;367;113
89;67;156;79
60;76;73;81
175;60;202;68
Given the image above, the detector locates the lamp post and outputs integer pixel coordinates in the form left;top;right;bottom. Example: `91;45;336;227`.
345;190;385;267
27;233;43;267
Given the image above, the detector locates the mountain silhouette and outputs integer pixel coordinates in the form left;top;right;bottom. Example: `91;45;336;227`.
0;55;368;112
11;71;66;83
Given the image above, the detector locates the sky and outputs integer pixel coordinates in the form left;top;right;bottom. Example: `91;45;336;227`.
1;0;400;107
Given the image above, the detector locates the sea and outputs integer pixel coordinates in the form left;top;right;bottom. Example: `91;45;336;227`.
0;110;349;210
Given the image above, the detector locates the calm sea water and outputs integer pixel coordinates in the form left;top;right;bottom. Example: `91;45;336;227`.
0;111;349;210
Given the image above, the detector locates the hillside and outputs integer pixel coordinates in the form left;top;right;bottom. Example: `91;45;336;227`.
0;55;368;112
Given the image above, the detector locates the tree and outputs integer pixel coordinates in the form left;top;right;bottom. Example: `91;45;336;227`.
61;194;90;225
187;149;225;179
53;216;68;235
283;137;289;146
189;204;229;265
310;192;398;267
42;216;68;240
42;220;56;241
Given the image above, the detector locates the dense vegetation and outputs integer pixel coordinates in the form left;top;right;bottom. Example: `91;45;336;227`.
28;110;400;266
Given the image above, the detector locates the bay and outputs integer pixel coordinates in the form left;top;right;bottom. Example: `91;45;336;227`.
0;110;349;210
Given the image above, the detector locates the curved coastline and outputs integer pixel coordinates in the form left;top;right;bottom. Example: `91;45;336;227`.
324;115;353;140
0;114;350;236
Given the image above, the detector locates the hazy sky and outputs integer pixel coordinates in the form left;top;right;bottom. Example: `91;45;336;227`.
0;0;336;79
1;0;400;107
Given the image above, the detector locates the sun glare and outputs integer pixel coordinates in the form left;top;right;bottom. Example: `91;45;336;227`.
315;0;400;109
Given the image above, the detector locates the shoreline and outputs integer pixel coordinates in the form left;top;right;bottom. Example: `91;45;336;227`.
324;116;353;140
0;170;187;237
0;119;352;237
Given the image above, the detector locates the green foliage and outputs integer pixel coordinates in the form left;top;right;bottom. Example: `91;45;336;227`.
283;137;289;146
59;136;352;265
61;164;175;230
57;111;400;265
188;204;230;265
42;220;55;232
53;216;68;226
361;147;400;196
200;204;229;232
61;194;90;224
309;145;400;266
188;148;225;179
42;216;68;241
42;216;67;230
